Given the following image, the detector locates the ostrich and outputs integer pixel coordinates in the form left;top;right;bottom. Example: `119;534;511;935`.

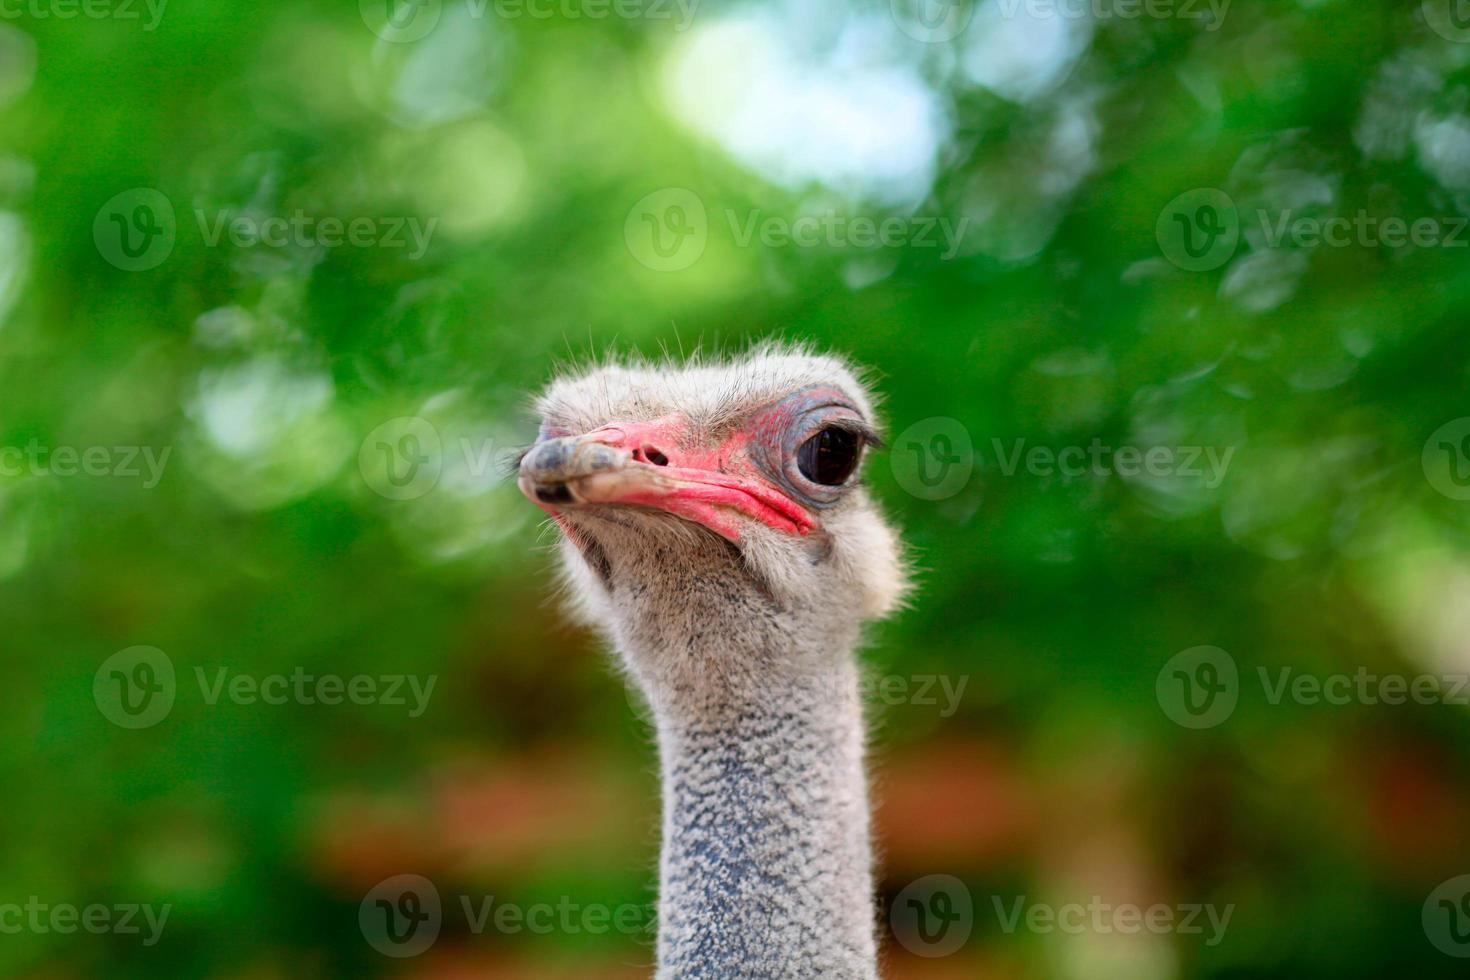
517;347;908;978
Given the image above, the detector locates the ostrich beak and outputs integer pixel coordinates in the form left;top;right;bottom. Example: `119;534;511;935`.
518;432;814;541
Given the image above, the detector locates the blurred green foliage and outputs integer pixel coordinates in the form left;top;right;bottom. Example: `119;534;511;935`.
3;0;1470;976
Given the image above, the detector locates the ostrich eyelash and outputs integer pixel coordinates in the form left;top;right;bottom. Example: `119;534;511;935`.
822;418;884;450
506;445;535;477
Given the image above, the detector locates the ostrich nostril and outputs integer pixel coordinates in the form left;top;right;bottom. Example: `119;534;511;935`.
536;484;574;505
640;446;670;467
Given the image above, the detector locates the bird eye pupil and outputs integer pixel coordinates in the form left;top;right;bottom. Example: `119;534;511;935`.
797;427;860;486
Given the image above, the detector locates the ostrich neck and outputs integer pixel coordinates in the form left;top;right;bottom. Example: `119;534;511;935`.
648;649;878;979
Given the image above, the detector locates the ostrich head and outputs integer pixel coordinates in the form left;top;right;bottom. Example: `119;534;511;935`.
518;347;908;711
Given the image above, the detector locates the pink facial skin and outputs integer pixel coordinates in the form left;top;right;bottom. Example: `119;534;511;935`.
742;386;857;451
522;414;817;542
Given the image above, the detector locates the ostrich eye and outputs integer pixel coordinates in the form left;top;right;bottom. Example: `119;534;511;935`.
796;427;860;486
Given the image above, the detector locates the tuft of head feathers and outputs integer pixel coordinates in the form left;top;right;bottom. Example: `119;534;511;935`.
535;341;880;439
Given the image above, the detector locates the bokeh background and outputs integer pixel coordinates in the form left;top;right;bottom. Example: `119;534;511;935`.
4;0;1470;976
